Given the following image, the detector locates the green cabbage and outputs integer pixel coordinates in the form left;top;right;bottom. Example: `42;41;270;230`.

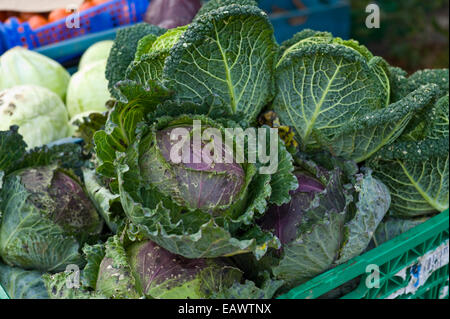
0;263;48;299
121;4;277;125
43;236;245;299
66;59;111;119
0;85;71;149
272;30;439;162
94;112;296;259
368;70;449;217
79;41;114;70
234;155;390;290
0;47;70;100
0;128;103;273
0;165;103;272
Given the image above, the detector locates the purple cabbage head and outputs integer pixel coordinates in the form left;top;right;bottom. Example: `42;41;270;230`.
139;124;246;214
19;167;102;238
94;238;242;299
258;171;325;245
0;165;102;272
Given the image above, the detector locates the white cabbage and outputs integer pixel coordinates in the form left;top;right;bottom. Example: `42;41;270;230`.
0;85;71;149
66;59;111;119
0;47;70;100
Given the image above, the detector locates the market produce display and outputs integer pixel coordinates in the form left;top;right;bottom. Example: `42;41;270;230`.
0;0;448;299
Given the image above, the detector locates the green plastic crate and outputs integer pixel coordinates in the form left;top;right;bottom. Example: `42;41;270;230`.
278;210;449;299
0;210;448;299
0;282;7;299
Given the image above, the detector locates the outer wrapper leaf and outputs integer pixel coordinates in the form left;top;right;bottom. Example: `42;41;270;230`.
370;153;449;216
318;84;439;162
211;277;284;299
373;216;430;247
272;210;347;289
0;126;27;174
126;50;169;85
0;263;48;299
0;173;84;272
127;26;188;85
43;272;106;299
195;0;258;19
94;82;171;179
81;243;106;289
94;236;141;299
334;169;391;264
274;41;389;151
368;92;449;217
134;34;158;62
0;126;85;176
163;4;277;124
272;167;351;289
83;168;125;233
260;126;298;206
105;23;166;99
393;69;448;140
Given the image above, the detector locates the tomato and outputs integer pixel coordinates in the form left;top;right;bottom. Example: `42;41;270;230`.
92;0;111;5
79;1;95;11
28;15;48;29
48;8;70;23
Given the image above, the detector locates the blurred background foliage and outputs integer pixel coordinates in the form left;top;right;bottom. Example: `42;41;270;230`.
350;0;449;73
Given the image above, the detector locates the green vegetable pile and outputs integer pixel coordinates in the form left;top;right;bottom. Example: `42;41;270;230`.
0;0;448;299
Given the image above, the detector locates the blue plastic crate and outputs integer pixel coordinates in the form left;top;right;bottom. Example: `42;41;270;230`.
35;27;121;64
259;0;350;42
0;0;149;55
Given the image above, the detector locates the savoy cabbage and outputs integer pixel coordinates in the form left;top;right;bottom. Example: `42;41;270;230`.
368;69;449;217
272;30;440;163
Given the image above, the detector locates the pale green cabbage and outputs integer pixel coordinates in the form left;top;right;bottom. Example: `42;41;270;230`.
79;41;114;70
66;59;111;119
0;85;71;149
0;47;70;100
